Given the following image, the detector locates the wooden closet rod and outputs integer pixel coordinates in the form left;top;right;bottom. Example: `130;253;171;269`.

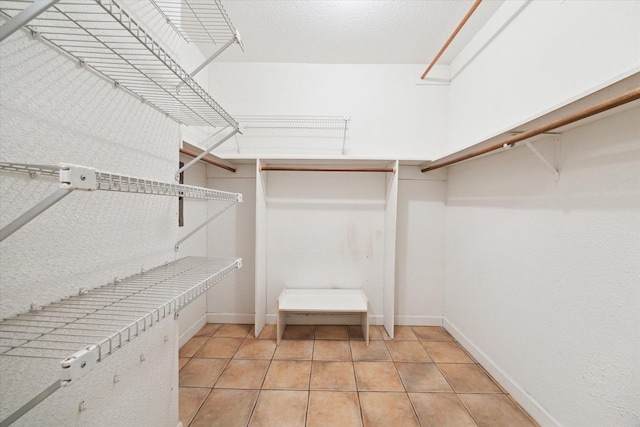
421;87;640;173
260;166;395;173
180;147;236;173
420;0;482;80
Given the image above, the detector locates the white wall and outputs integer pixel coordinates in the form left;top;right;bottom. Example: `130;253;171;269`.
447;0;640;153
264;170;387;322
208;63;448;160
0;6;199;424
395;166;447;326
206;163;257;323
443;107;640;427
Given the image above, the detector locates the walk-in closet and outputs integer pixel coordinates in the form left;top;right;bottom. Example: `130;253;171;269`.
1;1;638;426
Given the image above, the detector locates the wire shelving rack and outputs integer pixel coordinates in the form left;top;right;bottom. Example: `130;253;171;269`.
0;0;239;129
0;256;242;425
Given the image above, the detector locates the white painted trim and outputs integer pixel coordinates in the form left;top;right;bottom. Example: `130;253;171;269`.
178;314;207;348
266;313;384;325
394;315;443;326
443;317;561;427
206;313;255;324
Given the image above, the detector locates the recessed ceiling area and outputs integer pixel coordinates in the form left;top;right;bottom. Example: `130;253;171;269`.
206;0;505;64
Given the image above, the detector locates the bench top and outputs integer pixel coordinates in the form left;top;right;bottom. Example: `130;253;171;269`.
278;288;368;312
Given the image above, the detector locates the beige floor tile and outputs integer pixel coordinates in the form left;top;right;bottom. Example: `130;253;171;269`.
307;391;362;427
263;360;312;390
178;357;190;370
411;326;454;342
368;325;385;340
178;387;209;427
359;392;419;427
386;340;433;362
215;359;270;389
194;323;222;337
258;324;277;339
213;323;253;338
354;361;404;391
315;325;349;340
348;325;365;340
459;394;536;427
351;340;391;361
438;364;502;393
249;390;308;427
179;336;208;358
190;389;259;427
310;361;357;391
234;338;277;359
396;363;452;392
409;393;478;427
313;340;352;361
195;337;243;358
383;325;418;340
273;339;314;360
423;341;474;363
180;358;228;388
282;325;315;340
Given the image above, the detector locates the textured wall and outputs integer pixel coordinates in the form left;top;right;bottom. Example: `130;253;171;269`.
443;108;640;426
0;17;181;427
447;0;640;152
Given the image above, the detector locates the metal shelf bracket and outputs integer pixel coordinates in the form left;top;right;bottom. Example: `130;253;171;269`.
0;0;59;42
176;127;240;179
176;30;242;94
523;139;560;180
175;196;241;252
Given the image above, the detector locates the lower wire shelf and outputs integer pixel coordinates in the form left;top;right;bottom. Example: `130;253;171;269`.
0;256;242;424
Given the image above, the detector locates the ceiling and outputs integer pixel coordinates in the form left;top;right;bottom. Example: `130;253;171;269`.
207;0;505;64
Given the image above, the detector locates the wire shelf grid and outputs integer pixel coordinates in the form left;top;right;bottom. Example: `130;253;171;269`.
0;162;241;201
0;0;238;128
151;0;240;47
0;256;241;365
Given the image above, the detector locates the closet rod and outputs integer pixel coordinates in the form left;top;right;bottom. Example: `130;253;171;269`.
420;0;482;80
180;148;236;172
421;87;640;173
260;166;395;173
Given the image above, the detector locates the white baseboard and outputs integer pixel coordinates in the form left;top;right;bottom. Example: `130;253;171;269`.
178;314;207;348
206;312;255;324
395;315;443;326
265;313;385;325
443;317;560;427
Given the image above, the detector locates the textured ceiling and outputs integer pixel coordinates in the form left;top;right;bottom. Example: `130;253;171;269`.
206;0;504;64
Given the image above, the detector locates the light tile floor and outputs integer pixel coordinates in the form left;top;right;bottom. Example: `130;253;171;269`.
179;324;539;427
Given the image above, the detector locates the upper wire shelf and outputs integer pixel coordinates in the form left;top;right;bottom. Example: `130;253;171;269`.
0;256;242;423
0;0;238;129
151;0;243;49
0;162;241;201
235;115;351;131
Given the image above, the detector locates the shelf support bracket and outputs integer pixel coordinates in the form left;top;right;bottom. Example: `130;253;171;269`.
176;32;240;93
176;128;240;180
0;188;72;242
523;140;560;180
174;200;240;252
0;0;60;42
342;116;350;154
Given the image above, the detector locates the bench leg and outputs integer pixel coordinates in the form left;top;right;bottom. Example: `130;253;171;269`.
361;311;369;346
277;309;286;345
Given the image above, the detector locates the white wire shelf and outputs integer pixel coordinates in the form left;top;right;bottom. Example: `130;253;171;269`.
151;0;242;48
0;162;242;244
235;115;351;131
0;0;238;129
0;256;241;423
232;115;352;154
0;162;241;201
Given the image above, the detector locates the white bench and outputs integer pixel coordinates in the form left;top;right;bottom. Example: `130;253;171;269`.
277;288;369;346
